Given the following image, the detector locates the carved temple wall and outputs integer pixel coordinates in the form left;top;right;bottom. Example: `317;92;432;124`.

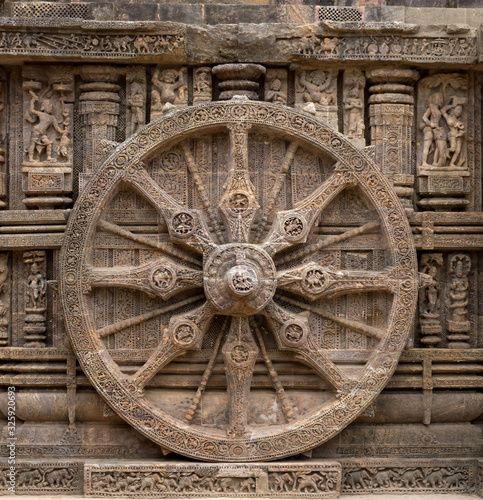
0;1;481;497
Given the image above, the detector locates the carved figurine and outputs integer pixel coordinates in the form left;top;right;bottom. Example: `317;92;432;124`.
193;67;212;104
297;70;335;106
418;253;443;345
27;261;46;310
151;67;187;115
420;92;446;168
25;92;67;162
442;97;466;167
447;254;471;343
127;76;145;135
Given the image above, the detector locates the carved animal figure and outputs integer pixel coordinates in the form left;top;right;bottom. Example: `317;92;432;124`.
42;467;76;487
270;472;294;492
218;477;236;492
345;470;371;490
297;474;319;493
177;473;200;492
141;473;162;492
424;470;445;488
444;472;465;488
17;469;42;487
399;469;424;488
373;469;398;488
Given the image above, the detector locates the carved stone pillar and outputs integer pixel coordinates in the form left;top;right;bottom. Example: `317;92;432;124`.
77;65;123;187
343;70;365;149
418;253;443;347
367;68;419;212
22;65;74;209
212;64;265;100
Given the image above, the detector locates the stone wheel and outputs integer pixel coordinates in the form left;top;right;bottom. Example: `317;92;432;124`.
61;99;417;461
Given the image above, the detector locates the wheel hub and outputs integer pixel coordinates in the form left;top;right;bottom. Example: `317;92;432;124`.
204;243;276;316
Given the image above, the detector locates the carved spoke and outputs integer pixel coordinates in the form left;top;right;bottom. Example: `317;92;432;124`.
261;170;354;256
86;259;203;300
181;142;224;242
250;318;297;421
97;294;204;339
280;295;385;341
128;301;217;391
122;163;183;211
263;300;356;393
98;219;201;267
219;123;259;243
162;207;217;254
255;141;298;243
221;316;259;438
276;221;380;266
277;263;396;301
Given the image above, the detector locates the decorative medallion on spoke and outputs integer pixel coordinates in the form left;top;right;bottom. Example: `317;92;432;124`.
61;99;417;462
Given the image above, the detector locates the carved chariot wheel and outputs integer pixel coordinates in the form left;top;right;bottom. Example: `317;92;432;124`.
61;99;417;461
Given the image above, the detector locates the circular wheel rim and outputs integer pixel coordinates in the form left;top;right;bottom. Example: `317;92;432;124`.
61;99;417;462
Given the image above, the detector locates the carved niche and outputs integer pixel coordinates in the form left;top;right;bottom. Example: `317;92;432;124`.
60;99;417;462
417;73;470;211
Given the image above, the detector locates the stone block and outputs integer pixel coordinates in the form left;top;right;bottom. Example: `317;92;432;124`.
204;5;287;24
286;4;316;24
364;6;406;21
159;4;204;25
114;3;159;22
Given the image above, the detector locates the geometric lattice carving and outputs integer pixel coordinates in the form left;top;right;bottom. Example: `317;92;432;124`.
318;7;362;22
13;2;88;19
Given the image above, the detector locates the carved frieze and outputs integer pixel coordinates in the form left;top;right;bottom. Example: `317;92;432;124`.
85;462;341;498
295;34;477;64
